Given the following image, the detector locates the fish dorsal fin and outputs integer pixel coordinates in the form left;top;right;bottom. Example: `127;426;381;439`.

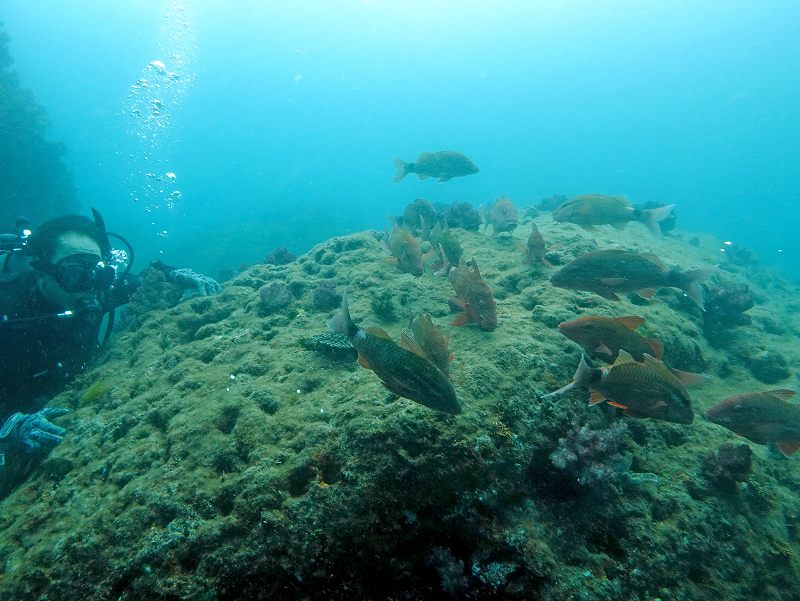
613;349;637;367
365;325;392;340
645;338;664;360
778;441;800;457
766;389;797;401
470;257;481;278
399;332;427;359
615;316;645;331
589;390;607;405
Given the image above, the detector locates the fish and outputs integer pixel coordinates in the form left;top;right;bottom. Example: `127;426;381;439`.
437;254;498;331
557;315;663;362
550;249;716;309
407;313;454;377
328;290;461;414
393;151;479;183
427;219;463;268
382;226;424;276
552;194;674;237
704;390;800;456
484;197;519;236
525;221;552;267
544;350;697;424
402;198;438;232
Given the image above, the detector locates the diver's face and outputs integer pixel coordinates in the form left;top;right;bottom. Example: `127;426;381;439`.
38;232;103;311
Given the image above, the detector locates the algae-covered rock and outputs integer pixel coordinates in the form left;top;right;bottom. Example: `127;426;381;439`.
1;219;799;601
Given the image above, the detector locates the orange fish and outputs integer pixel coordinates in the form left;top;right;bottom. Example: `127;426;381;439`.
382;226;424;276
705;390;800;456
557;315;663;362
545;351;700;424
525;221;552;267
485;196;518;236
437;252;497;331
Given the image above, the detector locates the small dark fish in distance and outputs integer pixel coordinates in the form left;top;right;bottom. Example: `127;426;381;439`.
525;221;552;267
558;315;663;362
394;151;479;183
544;350;705;424
328;289;461;414
553;194;674;237
550;249;716;309
705;389;800;456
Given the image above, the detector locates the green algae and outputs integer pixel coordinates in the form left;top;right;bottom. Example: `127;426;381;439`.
0;220;798;600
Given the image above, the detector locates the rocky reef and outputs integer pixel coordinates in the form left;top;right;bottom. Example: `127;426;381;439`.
0;210;799;600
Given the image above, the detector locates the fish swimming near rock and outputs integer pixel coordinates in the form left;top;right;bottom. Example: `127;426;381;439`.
704;389;800;456
393;151;479;183
558;315;663;362
328;290;461;414
525;221;552;267
484;196;519;236
382;226;424;277
552;194;674;237
550;249;716;309
544;350;698;424
407;313;454;377
437;253;498;331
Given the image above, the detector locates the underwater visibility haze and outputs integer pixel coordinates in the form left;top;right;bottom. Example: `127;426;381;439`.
1;1;800;599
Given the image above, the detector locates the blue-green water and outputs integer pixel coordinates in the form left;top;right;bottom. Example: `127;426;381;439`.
2;1;798;279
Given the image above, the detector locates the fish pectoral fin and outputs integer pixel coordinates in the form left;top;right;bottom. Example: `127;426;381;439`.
449;296;467;309
451;312;471;327
418;173;429;180
399;332;427;359
766;389;797;402
589;390;608;405
615;316;645;330
610;222;628;230
636;289;656;299
606;401;629;410
594;343;613;359
778;441;800;457
365;325;392;340
437;176;452;183
357;354;374;371
600;277;627;286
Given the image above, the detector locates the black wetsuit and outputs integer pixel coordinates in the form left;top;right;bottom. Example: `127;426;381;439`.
0;270;137;421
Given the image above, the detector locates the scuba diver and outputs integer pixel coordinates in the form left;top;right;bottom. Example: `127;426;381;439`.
0;210;221;495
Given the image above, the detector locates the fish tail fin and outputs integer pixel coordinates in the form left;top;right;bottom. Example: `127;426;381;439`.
675;265;718;310
542;355;594;400
327;287;357;337
393;158;409;183
639;204;674;237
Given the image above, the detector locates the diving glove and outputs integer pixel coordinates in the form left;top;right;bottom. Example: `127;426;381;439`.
0;407;69;455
